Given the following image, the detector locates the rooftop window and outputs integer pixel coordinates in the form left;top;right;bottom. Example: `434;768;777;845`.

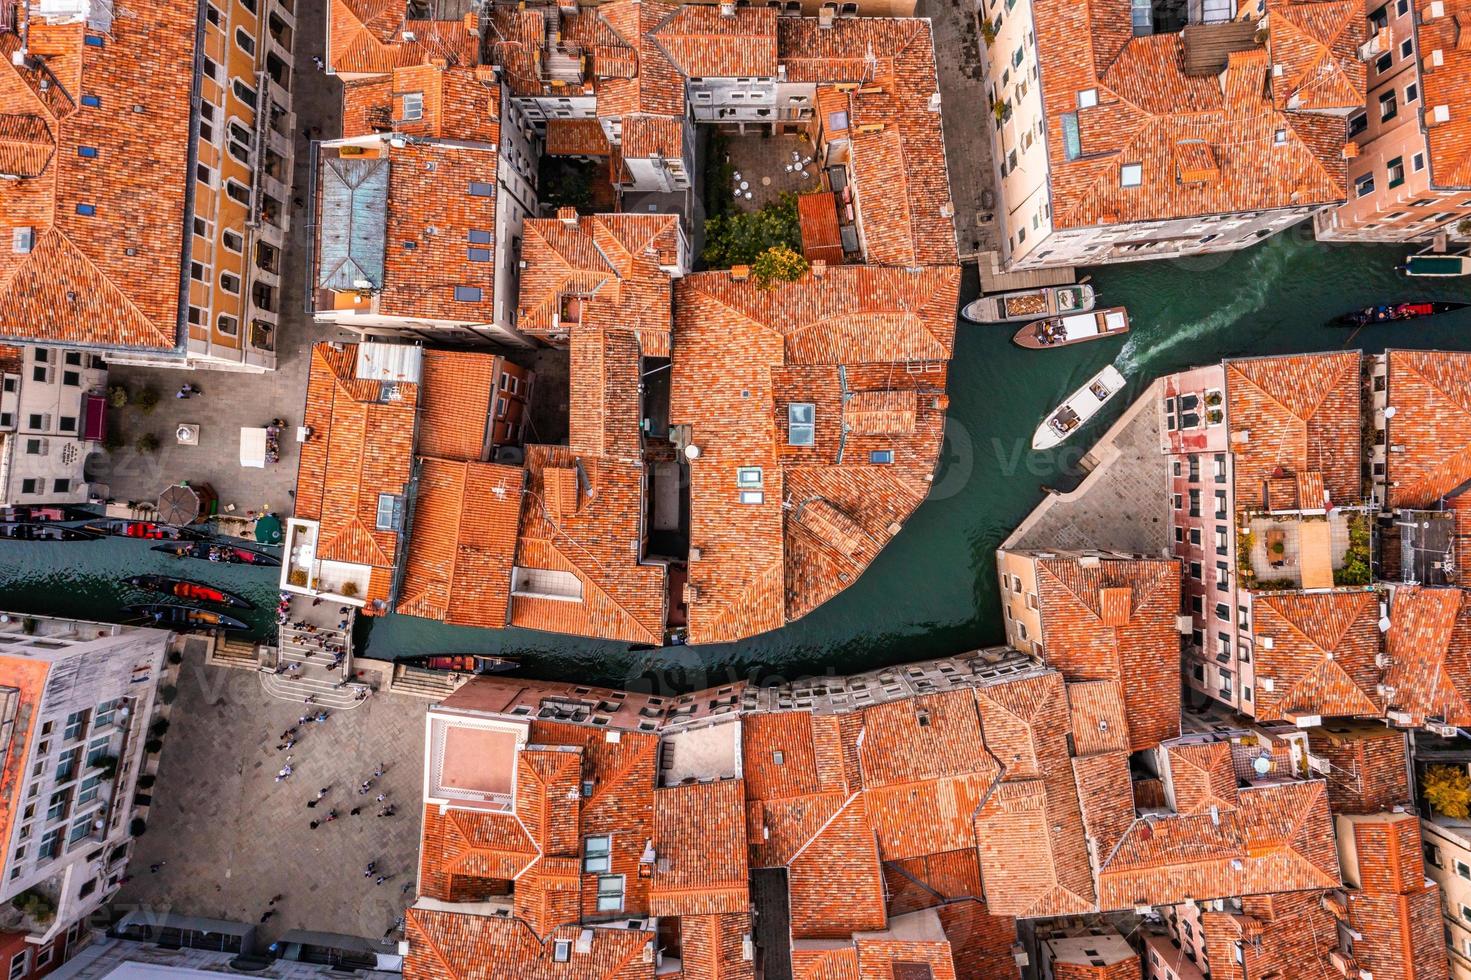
1077;88;1097;109
1061;113;1081;161
81;95;100;108
467;247;491;263
787;403;815;446
468;181;494;198
869;449;893;464
736;467;763;488
75;203;95;216
375;493;403;531
77;146;97;159
1120;163;1143;187
453;285;482;303
84;34;104;47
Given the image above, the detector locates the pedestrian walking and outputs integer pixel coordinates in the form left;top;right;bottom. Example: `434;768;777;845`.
311;54;324;70
350;806;362;816
306;799;318;809
149;862;166;874
309;820;320;830
364;861;376;877
325;808;338;823
304;694;316;705
373;764;385;778
175;384;190;400
269;894;284;905
375;793;386;803
316;786;330;800
359;779;373;795
375;875;388;886
259;910;275;923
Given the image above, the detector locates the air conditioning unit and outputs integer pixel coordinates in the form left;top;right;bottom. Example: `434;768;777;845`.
1427;721;1460;738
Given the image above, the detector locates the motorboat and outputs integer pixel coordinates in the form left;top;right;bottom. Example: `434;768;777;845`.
1334;301;1469;327
153;542;281;566
408;654;520;675
962;283;1096;323
1014;307;1130;349
0;505;96;523
0;522;100;542
126;575;255;610
1400;247;1471;277
123;603;249;631
1032;365;1128;451
81;519;206;540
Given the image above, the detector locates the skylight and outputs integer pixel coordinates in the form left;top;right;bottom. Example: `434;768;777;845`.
787;403;815;446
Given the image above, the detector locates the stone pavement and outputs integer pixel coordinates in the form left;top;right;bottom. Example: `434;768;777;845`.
722;133;819;211
114;645;429;948
1007;380;1171;555
90;0;347;521
920;0;999;259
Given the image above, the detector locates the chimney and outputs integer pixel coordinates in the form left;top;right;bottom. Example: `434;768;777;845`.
1342;141;1359;159
1430;104;1451;126
730;264;751;281
810;259;826;277
818;5;834;29
557;206;579;224
719;0;736;14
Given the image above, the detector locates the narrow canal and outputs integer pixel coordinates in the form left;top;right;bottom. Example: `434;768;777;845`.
2;228;1468;691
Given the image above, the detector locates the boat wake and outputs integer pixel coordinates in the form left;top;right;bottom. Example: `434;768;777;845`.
1113;238;1299;375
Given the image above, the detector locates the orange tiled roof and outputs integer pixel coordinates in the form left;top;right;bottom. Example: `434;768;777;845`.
1266;0;1366;112
1305;724;1409;814
650;780;749;916
648;5;777;78
596;0;686;119
1250;589;1382;720
671;266;958;644
1416;0;1471;189
0;5;200;353
295;343;417;605
545;119;612;157
1033;557;1183;751
0;656;49;877
1226;352;1363;512
416;349;496;462
1384;349;1471;507
342;62;501;142
328;0;480;77
677;913;755;980
1166;740;1239;815
403;907;654;980
1341;812;1450;980
1384;585;1471;726
1200;892;1341;980
1095;778;1340;909
797;191;845;266
397;458;524;629
1028;2;1348;230
379;140;500;321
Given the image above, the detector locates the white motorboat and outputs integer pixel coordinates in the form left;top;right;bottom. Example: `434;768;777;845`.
961;283;1096;323
1032;365;1128;451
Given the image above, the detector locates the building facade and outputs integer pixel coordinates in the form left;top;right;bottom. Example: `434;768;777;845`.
1316;0;1471;242
0;346;106;507
0;615;171;976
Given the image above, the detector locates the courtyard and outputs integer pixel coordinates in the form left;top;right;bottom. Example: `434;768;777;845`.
113;646;429;948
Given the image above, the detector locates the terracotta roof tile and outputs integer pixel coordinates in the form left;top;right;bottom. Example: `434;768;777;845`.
648;6;778;78
1226;352;1363;512
1384;349;1471;507
787;793;887;938
1029;3;1349;230
650;779;749;916
671;266;957;643
1070;750;1136;866
403;907;654;980
1384;585;1471;725
596;0;686;119
417;350;496;461
1033;556;1182;750
295;343;417;602
1266;0;1366;112
1341;812;1450;980
417;803;538;902
882;850;984;916
934;901;1020;979
1305;724;1409;814
1166;740;1239;815
1066;680;1131;756
546;119;612;157
797;191;845;266
0;656;49;874
1415;0;1471;188
0;5;202;353
1199;894;1341;980
329;0;480;77
1250;589;1383;720
398;458;523;629
676;912;754;980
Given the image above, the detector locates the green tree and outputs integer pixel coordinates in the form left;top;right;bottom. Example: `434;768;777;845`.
751;245;809;288
1424;765;1471;819
701;193;802;269
136;432;160;455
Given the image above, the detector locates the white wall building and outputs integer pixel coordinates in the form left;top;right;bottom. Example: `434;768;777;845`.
0;347;107;507
0;614;171;953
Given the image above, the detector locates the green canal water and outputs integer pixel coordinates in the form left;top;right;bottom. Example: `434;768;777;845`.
3;228;1469;691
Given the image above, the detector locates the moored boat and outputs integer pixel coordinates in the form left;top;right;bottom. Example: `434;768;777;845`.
126;575;254;609
82;519;206;540
0;522;100;542
122;603;249;631
409;654;520;675
1013;307;1131;349
962;283;1096;323
152;541;281;566
1401;251;1471;278
1032;365;1128;451
1334;301;1469;327
0;505;97;523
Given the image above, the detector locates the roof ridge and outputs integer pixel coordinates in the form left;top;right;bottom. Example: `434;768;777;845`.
787;790;863;866
407;909;464;980
41;229;173;348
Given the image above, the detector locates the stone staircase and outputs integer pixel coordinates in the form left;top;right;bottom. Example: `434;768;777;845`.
387;663;469;701
259;669;369;710
210;637;263;671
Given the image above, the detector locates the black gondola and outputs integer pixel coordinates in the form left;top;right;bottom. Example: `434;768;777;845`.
152;542;281;566
0;522;100;542
406;654;520;675
122;603;249;631
0;505;97;523
1334;301;1470;327
125;575;255;610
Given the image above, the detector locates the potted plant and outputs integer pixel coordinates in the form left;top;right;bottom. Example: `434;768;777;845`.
108;384;129;408
287;569;308;587
340;581;360;598
135;386;159;414
136;433;160;455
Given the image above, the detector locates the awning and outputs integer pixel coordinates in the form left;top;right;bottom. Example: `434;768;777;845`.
83;394;106;442
254;513;283;545
240;427;268;468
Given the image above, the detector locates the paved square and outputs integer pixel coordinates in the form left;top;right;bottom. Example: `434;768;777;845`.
115;647;429;947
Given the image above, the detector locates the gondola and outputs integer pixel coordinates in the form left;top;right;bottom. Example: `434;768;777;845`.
122;603;249;631
81;519;206;541
0;522;100;542
125;575;255;610
407;654;520;675
1334;301;1470;327
0;505;96;523
152;541;281;566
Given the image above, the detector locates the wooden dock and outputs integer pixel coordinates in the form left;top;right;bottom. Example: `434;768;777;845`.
977;250;1076;296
